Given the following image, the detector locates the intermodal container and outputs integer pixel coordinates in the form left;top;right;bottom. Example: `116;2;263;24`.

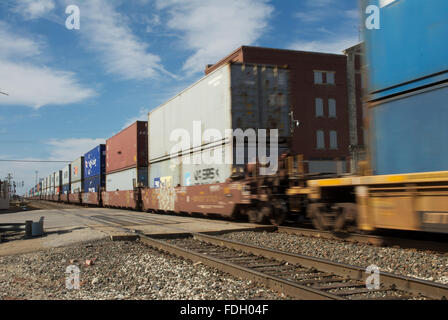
370;85;448;175
362;0;448;100
55;171;62;194
148;62;291;186
62;184;70;194
106;121;148;174
149;144;233;188
84;175;105;193
362;1;448;175
50;173;55;195
71;157;84;183
62;164;71;186
84;145;106;179
106;167;148;192
71;181;82;193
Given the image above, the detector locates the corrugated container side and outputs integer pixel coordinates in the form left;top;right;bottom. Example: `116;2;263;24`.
83;175;105;193
106;167;147;192
71;181;82;193
106;121;148;174
149;65;232;161
55;171;62;187
149;144;233;188
371;85;448;175
71;157;84;183
362;0;448;100
148;62;291;185
62;184;70;194
84;145;106;179
62;165;71;186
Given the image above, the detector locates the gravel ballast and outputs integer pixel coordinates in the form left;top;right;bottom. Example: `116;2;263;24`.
0;239;286;300
221;231;448;285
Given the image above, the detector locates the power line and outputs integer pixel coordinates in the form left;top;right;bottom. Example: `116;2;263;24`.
0;160;71;163
0;91;8;96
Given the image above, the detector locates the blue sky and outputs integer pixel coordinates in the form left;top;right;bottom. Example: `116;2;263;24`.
0;0;360;193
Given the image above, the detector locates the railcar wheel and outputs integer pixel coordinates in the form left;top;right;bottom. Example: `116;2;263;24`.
256;206;272;224
246;208;258;224
269;199;288;226
334;203;357;232
308;203;328;231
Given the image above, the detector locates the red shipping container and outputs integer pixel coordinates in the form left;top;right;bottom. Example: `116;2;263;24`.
106;121;148;174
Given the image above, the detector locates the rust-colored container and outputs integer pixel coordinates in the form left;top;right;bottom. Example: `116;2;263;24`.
106;121;148;174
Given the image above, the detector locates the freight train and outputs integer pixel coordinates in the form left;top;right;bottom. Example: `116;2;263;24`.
28;0;448;235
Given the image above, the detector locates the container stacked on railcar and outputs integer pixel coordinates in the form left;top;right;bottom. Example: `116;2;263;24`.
82;145;106;205
106;121;148;191
148;62;290;188
84;144;106;193
69;157;84;203
55;171;62;196
104;121;148;208
143;62;291;219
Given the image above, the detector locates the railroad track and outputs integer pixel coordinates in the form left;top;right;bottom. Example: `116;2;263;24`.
138;232;448;300
277;226;448;253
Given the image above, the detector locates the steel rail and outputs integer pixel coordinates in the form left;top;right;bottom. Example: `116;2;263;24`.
277;226;448;253
139;234;343;300
191;233;448;300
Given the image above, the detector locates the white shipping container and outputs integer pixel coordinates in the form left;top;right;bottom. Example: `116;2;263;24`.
71;181;82;193
149;144;233;188
148;62;291;162
62;165;71;186
55;171;62;187
148;62;291;186
71;157;84;183
106;167;148;192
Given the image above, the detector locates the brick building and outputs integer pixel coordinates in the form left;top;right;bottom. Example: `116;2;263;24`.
205;45;364;174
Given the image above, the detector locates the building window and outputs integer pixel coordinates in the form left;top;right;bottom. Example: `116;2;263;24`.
317;130;325;150
314;70;336;85
330;131;338;150
315;98;324;117
328;99;336;118
327;72;335;84
314;71;323;84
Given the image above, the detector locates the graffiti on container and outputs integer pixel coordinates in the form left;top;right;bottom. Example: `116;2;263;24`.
184;173;191;186
158;176;175;211
194;168;220;183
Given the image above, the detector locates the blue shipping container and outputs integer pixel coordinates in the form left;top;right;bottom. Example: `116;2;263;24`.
363;0;448;100
84;145;106;179
83;175;105;193
62;184;70;194
371;84;448;175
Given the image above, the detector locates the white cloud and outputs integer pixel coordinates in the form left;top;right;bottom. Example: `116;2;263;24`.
0;23;41;59
156;0;273;75
0;60;96;108
79;0;174;80
0;22;95;108
289;36;359;54
14;0;56;19
46;138;106;161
